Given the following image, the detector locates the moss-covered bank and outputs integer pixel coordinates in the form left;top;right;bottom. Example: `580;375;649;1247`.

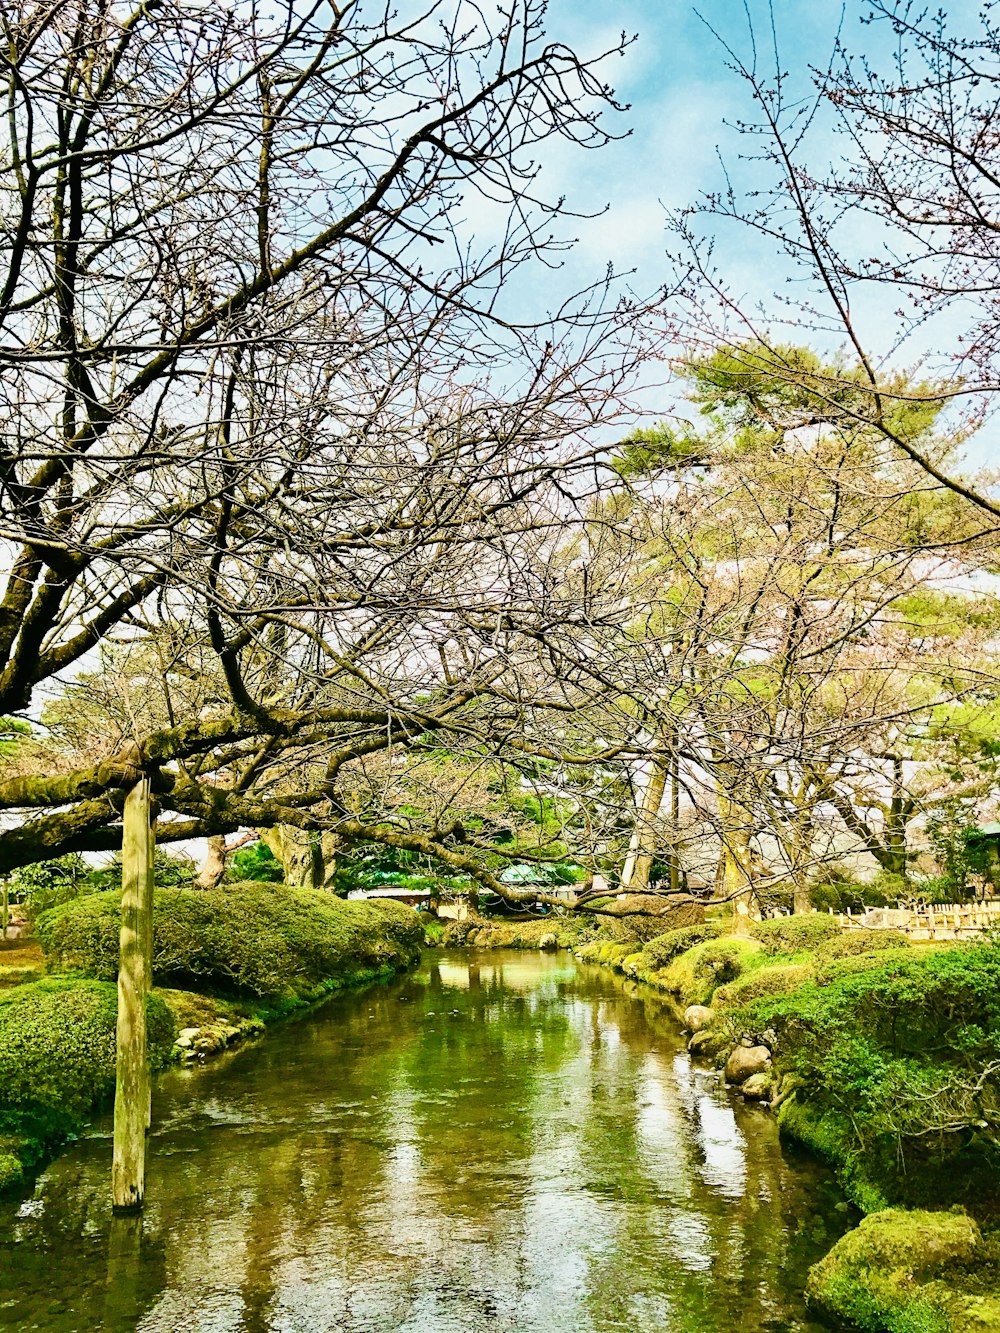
0;978;175;1192
574;913;1000;1332
0;885;423;1194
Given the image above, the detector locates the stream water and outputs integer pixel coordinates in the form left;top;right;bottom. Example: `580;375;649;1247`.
0;951;850;1332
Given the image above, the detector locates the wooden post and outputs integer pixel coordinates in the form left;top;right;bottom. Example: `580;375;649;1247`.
112;775;154;1213
1;879;7;941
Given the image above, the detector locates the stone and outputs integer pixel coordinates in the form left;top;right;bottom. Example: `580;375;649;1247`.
724;1044;772;1085
684;1004;715;1033
741;1072;772;1100
178;1027;200;1041
688;1029;720;1057
174;1034;193;1050
538;933;558;951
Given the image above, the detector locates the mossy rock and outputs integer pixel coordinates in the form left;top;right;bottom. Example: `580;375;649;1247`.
750;913;841;955
807;1208;984;1333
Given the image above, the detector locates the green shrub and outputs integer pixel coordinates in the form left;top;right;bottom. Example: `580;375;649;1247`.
638;920;725;971
750;913;841;954
715;962;814;1008
662;936;765;1005
818;929;913;961
814;952;918;987
37;884;423;1000
443;915;596;950
0;1151;23;1191
742;945;1000;1211
0;978;174;1182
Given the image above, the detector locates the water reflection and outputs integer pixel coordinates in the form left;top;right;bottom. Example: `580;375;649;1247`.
0;952;844;1331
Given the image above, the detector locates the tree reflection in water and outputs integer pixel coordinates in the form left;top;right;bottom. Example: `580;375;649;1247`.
0;952;845;1331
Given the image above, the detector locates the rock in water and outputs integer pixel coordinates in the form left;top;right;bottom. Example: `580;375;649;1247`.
740;1072;772;1100
724;1045;772;1085
684;1004;715;1033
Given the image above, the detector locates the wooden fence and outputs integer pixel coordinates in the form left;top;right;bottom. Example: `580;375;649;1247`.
831;899;1000;940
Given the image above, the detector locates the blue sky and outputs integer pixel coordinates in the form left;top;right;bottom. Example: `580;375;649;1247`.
527;0;996;466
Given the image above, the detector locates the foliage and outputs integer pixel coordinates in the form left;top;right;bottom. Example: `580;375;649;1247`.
818;930;913;961
226;841;284;884
714;962;814;1008
0;978;174;1185
661;936;765;1006
739;945;1000;1211
37;885;424;1001
88;848;195;892
9;854;93;916
750;914;842;954
443;915;597;950
635;920;726;971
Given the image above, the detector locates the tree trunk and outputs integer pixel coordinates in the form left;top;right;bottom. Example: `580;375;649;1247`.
621;747;668;891
260;825;321;889
194;834;227;889
716;791;754;918
1;879;7;940
668;738;681;895
320;832;340;891
112;776;154;1214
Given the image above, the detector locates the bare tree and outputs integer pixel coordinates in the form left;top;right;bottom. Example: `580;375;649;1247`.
0;0;657;871
668;0;1000;524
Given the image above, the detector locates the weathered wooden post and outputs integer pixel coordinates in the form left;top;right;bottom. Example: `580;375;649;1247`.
112;772;154;1213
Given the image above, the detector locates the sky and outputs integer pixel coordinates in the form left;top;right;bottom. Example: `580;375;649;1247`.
520;0;996;468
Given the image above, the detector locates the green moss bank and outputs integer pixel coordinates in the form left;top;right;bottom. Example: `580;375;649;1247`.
37;883;424;1002
0;886;423;1195
0;978;175;1188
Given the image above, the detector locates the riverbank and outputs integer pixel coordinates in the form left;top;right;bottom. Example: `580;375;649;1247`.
0;884;423;1195
570;914;1000;1332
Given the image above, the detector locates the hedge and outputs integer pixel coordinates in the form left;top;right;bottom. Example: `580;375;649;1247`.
750;913;841;955
37;883;424;1001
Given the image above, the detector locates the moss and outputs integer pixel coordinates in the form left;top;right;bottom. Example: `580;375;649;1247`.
662;935;765;1005
714;961;814;1007
807;1209;991;1333
575;940;635;969
635;920;726;971
37;884;423;1000
750;913;841;955
0;978;175;1189
743;945;1000;1215
444;915;597;950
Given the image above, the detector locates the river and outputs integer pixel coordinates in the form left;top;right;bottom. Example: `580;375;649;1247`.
0;951;850;1332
